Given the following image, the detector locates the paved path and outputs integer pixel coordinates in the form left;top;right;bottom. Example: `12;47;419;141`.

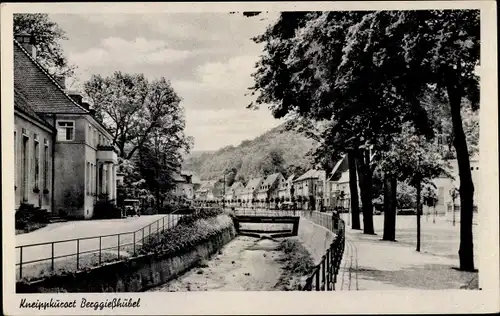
16;214;182;280
338;225;479;290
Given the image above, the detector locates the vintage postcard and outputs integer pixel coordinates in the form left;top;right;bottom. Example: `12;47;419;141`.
1;1;498;315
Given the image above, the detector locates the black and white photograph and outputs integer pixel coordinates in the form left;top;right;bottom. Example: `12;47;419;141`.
1;1;498;315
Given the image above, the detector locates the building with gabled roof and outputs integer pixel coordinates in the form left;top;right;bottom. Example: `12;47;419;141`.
241;177;263;204
278;174;295;201
225;181;245;202
14;33;118;219
256;173;284;203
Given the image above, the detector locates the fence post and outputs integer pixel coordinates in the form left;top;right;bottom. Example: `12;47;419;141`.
142;227;145;244
19;247;23;280
157;220;160;243
76;239;80;270
162;217;165;232
133;232;136;255
315;268;320;291
321;256;326;291
51;242;55;271
326;250;331;291
117;234;120;258
99;236;102;265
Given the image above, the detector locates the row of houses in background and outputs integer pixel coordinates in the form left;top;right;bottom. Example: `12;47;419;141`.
13;32;118;220
182;152;480;218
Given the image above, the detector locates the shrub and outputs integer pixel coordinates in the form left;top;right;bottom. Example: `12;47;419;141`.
92;199;122;219
139;207;228;256
15;204;49;231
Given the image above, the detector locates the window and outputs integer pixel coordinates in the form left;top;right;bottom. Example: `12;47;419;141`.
43;140;49;190
88;125;92;146
93;130;97;146
86;162;91;195
33;135;39;189
57;121;74;141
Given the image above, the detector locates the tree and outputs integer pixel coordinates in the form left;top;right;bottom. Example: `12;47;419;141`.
14;13;76;77
379;124;450;251
84;72;191;159
359;9;479;270
260;148;286;176
136;130;184;211
347;151;362;230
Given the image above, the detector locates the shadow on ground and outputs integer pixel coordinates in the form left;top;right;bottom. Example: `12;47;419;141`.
356;263;479;290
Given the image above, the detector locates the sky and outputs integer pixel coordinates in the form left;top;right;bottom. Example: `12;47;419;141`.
49;13;283;152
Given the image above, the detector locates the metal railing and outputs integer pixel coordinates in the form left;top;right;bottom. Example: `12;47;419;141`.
15;212;185;281
301;211;346;291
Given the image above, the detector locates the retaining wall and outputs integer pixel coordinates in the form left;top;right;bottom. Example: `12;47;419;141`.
17;220;236;293
297;217;336;264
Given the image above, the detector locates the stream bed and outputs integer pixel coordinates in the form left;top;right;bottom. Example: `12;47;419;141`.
147;236;286;291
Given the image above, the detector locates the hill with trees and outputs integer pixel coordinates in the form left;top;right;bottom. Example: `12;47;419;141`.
183;124;316;185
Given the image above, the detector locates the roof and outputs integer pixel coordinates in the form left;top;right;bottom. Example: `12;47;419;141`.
14;40;89;115
337;170;350;184
230;181;244;190
171;173;185;182
14;85;55;131
244;177;262;191
286;175;295;183
261;173;282;187
294;169;325;182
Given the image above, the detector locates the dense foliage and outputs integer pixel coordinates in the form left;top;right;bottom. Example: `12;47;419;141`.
15;204;49;232
246;10;479;270
139;208;231;255
14;13;75;77
183;124;315;182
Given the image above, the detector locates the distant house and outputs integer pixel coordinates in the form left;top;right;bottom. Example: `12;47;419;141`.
293;169;326;210
195;180;219;201
241;177;263;204
256;173;284;204
328;155;360;210
14;32;118;219
171;172;194;201
431;155;479;219
278;174;295;201
225;181;245;203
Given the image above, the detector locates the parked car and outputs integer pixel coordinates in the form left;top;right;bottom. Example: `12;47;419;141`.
280;202;294;210
123;199;141;217
373;210;382;215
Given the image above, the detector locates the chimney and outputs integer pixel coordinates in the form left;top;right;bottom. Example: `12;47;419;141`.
81;102;90;110
15;31;36;59
54;75;66;90
68;92;83;105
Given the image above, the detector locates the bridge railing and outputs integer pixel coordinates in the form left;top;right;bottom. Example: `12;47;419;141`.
301;211;346;291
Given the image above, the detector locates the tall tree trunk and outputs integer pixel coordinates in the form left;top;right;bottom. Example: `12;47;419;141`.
383;175;397;241
356;150;375;234
348;151;361;230
445;71;475;271
416;178;422;252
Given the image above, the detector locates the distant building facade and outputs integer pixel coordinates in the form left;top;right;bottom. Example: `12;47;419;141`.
256;173;284;204
278;175;295;201
241;177;263;204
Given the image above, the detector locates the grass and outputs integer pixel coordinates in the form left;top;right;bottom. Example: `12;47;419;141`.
274;238;316;291
17;252;123;282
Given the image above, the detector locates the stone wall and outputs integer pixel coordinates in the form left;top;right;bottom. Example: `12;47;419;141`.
17;225;236;293
297;217;335;264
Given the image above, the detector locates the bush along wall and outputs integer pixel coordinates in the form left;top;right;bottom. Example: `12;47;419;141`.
17;208;236;293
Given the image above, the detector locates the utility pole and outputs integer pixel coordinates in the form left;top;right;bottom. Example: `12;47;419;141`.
223;173;226;210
